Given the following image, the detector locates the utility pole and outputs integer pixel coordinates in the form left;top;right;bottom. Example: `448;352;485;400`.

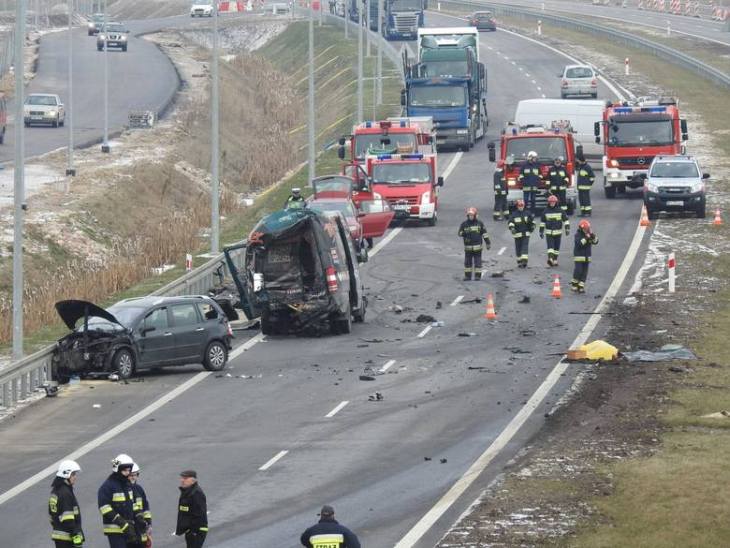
101;0;109;152
366;0;371;57
377;0;382;104
66;0;75;176
211;0;220;254
318;0;322;26
357;5;363;122
13;0;27;360
344;1;348;38
308;2;315;182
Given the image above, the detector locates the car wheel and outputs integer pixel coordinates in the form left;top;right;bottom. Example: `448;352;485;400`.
647;208;658;220
113;348;135;379
59;118;64;127
52;117;58;128
261;313;274;336
604;185;616;199
696;205;706;219
560;92;566;99
24;121;30;127
97;45;103;51
591;92;598;98
426;212;437;226
122;45;127;52
353;304;366;323
88;30;93;36
203;341;228;371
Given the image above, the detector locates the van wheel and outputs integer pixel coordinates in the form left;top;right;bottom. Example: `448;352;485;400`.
647;208;658;220
604;186;616;199
353;306;366;323
426;213;437;226
332;304;352;335
113;348;135;379
203;341;228;371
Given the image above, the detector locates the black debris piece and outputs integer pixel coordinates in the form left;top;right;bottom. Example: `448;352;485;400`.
439;458;448;464
359;375;376;381
416;314;437;323
458;332;477;337
368;392;384;401
519;296;531;304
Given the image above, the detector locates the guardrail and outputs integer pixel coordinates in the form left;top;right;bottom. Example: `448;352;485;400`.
438;0;730;89
0;243;247;410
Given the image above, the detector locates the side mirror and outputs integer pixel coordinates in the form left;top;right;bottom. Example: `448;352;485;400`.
680;119;688;135
338;136;346;146
358;246;369;263
437;176;444;187
400;89;406;107
337;146;345;160
488;142;496;162
682;133;688;142
702;172;710;179
595;136;601;144
594;121;600;137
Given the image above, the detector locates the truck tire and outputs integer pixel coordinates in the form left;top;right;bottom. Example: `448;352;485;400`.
426;212;437;226
604;185;616;199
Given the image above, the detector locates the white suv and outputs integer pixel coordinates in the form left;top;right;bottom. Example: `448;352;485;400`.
190;2;214;16
644;155;708;219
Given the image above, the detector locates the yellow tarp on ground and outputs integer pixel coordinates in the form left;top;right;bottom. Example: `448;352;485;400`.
579;340;619;361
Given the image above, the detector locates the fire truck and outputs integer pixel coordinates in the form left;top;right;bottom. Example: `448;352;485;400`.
594;97;688;198
488;121;580;213
364;152;443;225
337;118;435;165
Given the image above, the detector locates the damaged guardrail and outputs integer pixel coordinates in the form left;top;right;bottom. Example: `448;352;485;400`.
438;0;730;89
0;242;247;410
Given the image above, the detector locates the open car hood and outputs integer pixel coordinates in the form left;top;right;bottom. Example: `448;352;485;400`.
55;300;124;331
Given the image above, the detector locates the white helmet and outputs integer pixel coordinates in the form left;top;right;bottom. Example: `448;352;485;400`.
131;462;140;474
111;453;135;472
527;151;538;159
56;460;81;479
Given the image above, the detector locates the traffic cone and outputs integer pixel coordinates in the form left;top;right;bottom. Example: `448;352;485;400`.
551;275;562;299
640;205;651;227
713;209;723;226
484;293;497;320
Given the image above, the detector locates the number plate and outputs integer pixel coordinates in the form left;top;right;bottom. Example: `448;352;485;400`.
394;204;409;211
666;200;684;206
31;115;43;120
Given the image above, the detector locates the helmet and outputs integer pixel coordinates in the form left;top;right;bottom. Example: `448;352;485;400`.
547;194;559;205
56;460;81;479
578;219;591;231
291;187;301;196
111;454;135;473
466;207;477;217
554;156;564;163
527;151;538;160
131;463;140;474
516;199;525;208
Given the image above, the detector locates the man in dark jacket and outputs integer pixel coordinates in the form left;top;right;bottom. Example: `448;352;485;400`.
176;470;208;548
98;453;139;548
539;194;570;267
301;505;361;548
50;460;84;547
458;207;491;281
547;156;570;212
129;463;151;548
576;156;595;216
507;199;535;268
518;151;542;212
572;219;599;293
492;164;509;220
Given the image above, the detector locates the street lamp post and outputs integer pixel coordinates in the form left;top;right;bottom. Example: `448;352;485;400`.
357;5;363;122
308;3;315;182
211;0;220;254
66;0;76;175
100;0;109;153
377;0;382;104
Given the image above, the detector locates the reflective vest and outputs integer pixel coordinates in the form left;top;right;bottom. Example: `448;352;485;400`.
548;166;569;191
577;163;595;191
574;230;599;262
518;162;542;189
508;210;535;238
540;205;569;236
98;474;135;536
458;218;490;252
49;480;84;544
493;170;508;195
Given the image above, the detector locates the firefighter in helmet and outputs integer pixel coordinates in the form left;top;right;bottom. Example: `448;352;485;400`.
539;194;570;267
492;156;511;220
576;155;595;216
572;219;599;293
518;151;541;212
285;188;305;209
458;207;491;280
49;460;84;547
508;199;535;268
548;156;570;212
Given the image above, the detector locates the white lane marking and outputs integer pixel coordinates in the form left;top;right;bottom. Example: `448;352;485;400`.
379;359;397;373
537;86;542;91
541;93;546;98
417;325;432;338
531;79;537;84
487;45;493;50
511;60;516;65
441;151;463;181
229;332;266;361
394;219;648;548
0;331;265;507
497;246;506;256
518;66;523;71
259;450;289;471
525;73;530;77
450;295;464;306
325;401;350;418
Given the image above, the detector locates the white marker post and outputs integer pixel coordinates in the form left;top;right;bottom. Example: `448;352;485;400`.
537;20;542;35
668;252;676;293
185;253;193;272
667;20;671;36
625;57;630;76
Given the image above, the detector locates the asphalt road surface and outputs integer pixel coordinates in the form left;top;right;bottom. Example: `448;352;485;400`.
0;13;650;548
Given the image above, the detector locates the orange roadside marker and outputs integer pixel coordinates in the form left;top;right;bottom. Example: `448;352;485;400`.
640;205;651;227
713;209;723;226
484;293;497;320
551;275;562;299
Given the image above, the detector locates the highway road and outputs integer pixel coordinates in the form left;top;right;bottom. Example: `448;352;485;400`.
0;12;649;548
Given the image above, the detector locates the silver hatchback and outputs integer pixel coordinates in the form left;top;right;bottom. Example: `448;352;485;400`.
560;64;598;98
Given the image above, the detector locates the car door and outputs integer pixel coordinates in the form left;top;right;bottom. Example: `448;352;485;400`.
136;307;176;367
169;303;208;364
358;199;395;238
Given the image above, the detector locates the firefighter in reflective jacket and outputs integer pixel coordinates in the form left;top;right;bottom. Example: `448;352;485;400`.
518;151;541;212
285;188;306;209
548;156;569;212
301;505;361;548
176;470;208;548
572;219;599;293
576;156;595;216
49;460;84;547
98;453;139;548
129;463;151;547
539;194;570;267
458;207;491;281
508;200;535;268
492;162;509;220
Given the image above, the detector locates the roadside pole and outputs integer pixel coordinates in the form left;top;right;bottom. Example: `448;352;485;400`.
13;0;27;359
357;5;363;122
366;0;371;57
308;0;315;182
101;0;109;152
319;0;323;26
211;0;220;254
66;0;75;176
376;0;382;104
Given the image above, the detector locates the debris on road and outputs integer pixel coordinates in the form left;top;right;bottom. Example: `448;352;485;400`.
440;458;448;464
461;297;482;304
416;314;437;323
623;344;697;362
108;374;119;381
519;296;531;304
44;385;58;397
567;340;619;362
491;271;505;278
424;456;432;461
368;392;384;401
359;375;376;381
702;410;730;419
521;329;537;337
458;332;477;337
436;301;443;309
389;304;404;314
431;321;445;327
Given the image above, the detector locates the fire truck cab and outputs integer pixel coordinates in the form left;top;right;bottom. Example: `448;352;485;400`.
337;118;435;166
488;121;580;213
595;97;688;198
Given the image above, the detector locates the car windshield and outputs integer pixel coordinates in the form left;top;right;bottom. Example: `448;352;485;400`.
566;67;593;78
79;305;145;331
392;0;422;10
372;163;431;183
313;177;353;196
102;23;126;32
505;137;567;162
354;133;418;158
650;161;699;178
26;95;57;106
608;119;674;146
420;60;469;78
409;85;466;107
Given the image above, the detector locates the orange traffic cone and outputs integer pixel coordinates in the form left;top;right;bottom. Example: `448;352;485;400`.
713;209;723;226
484;293;497;320
640;205;651;227
551;275;562;299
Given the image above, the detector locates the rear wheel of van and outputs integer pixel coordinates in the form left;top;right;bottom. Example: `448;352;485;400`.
113;348;135;379
426;212;437;226
604;185;616;199
332;303;352;335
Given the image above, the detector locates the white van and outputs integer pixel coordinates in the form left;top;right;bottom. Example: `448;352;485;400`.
513;99;605;165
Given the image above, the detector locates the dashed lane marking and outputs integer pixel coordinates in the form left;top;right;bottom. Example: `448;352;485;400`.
498;246;506;256
379;360;397;373
259;450;289;471
450;295;464;306
417;325;432;338
325;401;350;418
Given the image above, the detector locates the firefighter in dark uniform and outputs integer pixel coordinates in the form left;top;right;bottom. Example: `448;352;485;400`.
49;460;84;548
548;156;570;212
301;505;361;548
572;219;599;293
508;199;535;268
285;188;306;209
98;454;140;548
492;160;510;220
539;194;570;267
458;207;491;281
128;463;151;548
518;151;541;212
176;470;208;548
576;155;595;216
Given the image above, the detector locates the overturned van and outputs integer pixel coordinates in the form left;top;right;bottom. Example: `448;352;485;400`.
224;208;367;336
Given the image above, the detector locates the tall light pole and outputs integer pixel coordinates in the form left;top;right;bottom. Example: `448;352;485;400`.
318;0;322;26
365;0;371;57
344;1;348;38
308;2;315;182
66;0;75;175
210;0;220;253
357;4;363;122
100;0;109;153
376;0;382;104
13;0;27;360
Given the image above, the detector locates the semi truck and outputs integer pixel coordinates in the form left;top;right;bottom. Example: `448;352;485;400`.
382;0;424;40
594;96;688;198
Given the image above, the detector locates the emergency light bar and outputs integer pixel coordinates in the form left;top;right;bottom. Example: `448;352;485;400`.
612;106;667;114
375;153;424;161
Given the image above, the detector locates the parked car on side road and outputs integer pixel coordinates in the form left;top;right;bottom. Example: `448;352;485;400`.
644;155;708;219
24;93;65;128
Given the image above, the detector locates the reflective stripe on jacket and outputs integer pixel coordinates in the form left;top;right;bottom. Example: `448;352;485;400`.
508;210;535;238
493;170;508;195
98;473;135;536
458;218;490;251
577;163;595;190
540;206;570;236
49;479;84;544
548;167;569;190
518;162;542;189
574;230;599;262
